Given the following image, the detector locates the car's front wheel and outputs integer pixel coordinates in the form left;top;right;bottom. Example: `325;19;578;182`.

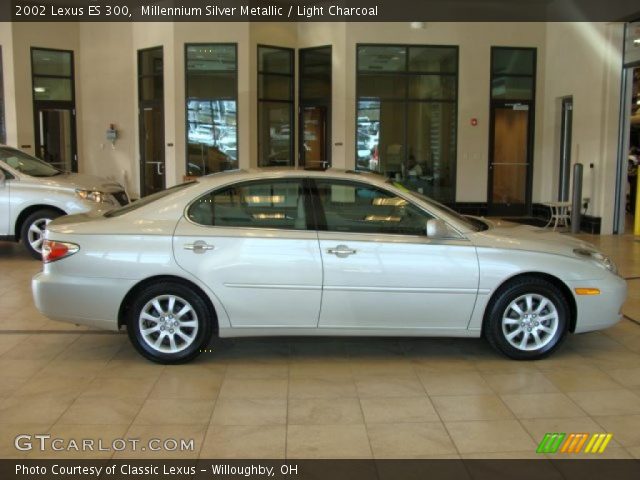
21;208;62;259
127;282;213;364
484;277;569;360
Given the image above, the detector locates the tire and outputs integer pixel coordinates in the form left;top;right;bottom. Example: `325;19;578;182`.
127;282;214;364
20;209;62;260
484;277;569;360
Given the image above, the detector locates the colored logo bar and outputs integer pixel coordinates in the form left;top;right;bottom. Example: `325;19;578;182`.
537;433;613;454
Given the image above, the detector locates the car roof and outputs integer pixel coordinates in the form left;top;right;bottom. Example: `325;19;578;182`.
193;167;388;185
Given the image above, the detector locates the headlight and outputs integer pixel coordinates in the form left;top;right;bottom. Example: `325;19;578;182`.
75;189;113;204
573;248;618;274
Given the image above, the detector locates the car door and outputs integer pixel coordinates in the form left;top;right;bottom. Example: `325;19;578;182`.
173;177;323;328
312;178;479;331
0;168;10;235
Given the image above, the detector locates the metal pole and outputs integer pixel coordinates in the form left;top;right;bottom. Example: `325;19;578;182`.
571;163;583;234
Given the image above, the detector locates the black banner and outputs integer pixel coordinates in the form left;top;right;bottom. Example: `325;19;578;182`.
2;460;640;480
1;0;640;22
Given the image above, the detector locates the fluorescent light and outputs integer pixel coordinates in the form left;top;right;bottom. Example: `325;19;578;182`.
634;38;640;45
245;195;285;204
373;197;407;207
252;213;285;220
34;87;46;93
364;215;401;222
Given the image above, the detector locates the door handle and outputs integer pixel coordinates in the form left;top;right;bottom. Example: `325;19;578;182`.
184;240;214;254
326;245;357;258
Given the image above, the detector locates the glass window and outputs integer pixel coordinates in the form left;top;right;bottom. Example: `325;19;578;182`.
315;180;433;235
358;46;406;72
33;77;73;101
32;49;72;76
0;147;60;177
187;180;306;230
408;47;457;73
491;48;536;101
492;49;535;76
186;44;238;176
258;46;294;167
356;45;458;204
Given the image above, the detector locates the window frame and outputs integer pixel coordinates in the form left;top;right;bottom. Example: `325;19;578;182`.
257;44;295;168
185;177;316;232
354;43;459;204
184;42;239;176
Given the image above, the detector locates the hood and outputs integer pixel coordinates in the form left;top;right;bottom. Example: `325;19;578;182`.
469;219;598;258
34;173;124;192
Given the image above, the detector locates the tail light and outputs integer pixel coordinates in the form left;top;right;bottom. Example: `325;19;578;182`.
42;240;79;263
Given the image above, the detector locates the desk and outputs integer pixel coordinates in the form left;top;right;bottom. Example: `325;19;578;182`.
543;201;571;231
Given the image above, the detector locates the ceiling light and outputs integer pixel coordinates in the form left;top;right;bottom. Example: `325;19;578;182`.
634;38;640;45
34;87;46;93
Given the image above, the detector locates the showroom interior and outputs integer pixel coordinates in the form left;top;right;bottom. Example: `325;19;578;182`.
1;18;640;460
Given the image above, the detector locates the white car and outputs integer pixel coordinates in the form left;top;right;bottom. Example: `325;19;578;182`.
0;146;129;258
32;169;626;364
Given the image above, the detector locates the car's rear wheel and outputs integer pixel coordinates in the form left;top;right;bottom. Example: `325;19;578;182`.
20;209;62;259
127;282;213;364
484;277;569;360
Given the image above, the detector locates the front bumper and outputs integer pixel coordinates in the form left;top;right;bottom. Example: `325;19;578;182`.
32;271;135;331
569;274;628;333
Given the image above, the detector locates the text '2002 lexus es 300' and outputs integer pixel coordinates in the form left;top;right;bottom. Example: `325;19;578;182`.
32;169;626;364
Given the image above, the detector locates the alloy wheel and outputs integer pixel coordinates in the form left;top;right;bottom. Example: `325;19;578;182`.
138;294;199;354
27;218;51;254
501;293;559;351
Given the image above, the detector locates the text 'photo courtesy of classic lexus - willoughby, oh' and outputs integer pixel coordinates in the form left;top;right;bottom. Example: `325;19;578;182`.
31;169;626;364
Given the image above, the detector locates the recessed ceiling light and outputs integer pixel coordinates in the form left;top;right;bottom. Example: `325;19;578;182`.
34;87;46;93
634;38;640;45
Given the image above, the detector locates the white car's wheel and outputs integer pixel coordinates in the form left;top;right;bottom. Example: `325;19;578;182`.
20;209;61;259
485;277;569;360
127;282;213;364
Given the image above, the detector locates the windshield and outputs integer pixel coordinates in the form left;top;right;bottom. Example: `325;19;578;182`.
390;182;488;232
0;147;61;177
104;182;197;218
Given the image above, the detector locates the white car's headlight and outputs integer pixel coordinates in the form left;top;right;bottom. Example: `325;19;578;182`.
573;248;618;274
75;189;114;205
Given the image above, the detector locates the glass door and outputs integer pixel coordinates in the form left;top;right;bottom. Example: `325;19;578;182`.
35;105;76;172
488;103;533;216
301;105;328;169
140;105;165;196
138;47;165;196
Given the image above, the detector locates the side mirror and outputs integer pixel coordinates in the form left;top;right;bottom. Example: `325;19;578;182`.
426;218;449;238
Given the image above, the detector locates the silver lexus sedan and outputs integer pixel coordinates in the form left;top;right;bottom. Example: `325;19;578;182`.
32;169;627;364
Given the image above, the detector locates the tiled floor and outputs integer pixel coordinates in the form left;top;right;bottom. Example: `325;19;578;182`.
0;233;639;459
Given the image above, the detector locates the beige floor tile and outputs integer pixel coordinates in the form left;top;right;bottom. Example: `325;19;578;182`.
445;420;536;454
13;374;92;400
482;372;559;394
0;359;48;378
288;376;357;399
0;377;28;398
288;397;363;425
218;378;288;399
0;396;73;425
115;425;206;459
211;398;286;425
627;446;640;459
201;425;285;458
567;389;640;416
544;368;622;392
360;396;438;424
223;361;289;379
367;422;456;458
606;367;640;388
355;374;425;398
57;397;144;425
349;359;416;377
79;377;157;399
592;415;640;447
418;371;492;396
461;451;542;459
149;373;221;399
134;398;214;425
288;360;353;379
287;424;372;458
500;393;586;419
432;395;514;421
